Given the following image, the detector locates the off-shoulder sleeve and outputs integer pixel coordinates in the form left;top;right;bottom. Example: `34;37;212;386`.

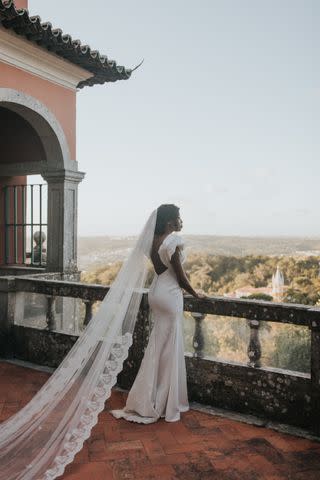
166;235;184;260
159;234;184;267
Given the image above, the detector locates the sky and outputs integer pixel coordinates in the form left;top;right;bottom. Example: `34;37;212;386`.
29;0;319;237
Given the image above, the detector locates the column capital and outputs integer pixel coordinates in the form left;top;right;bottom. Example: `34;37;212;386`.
42;169;85;184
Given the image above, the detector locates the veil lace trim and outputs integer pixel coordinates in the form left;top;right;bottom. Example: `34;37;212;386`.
0;209;157;480
43;333;133;480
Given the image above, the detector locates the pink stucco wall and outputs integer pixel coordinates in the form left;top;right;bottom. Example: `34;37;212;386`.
0;61;77;160
0;3;79;264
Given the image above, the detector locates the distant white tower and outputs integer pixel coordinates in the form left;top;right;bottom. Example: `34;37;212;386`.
272;265;285;301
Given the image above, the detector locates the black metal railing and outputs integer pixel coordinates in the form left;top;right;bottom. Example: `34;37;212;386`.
2;184;47;266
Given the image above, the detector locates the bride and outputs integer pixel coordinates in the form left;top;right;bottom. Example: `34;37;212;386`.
111;204;204;424
0;204;206;480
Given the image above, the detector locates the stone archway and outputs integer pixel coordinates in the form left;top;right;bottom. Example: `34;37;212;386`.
0;88;71;174
0;88;85;273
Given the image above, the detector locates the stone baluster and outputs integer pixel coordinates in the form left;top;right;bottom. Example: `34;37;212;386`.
46;295;56;330
247;319;261;367
310;314;320;436
191;313;206;358
83;300;94;326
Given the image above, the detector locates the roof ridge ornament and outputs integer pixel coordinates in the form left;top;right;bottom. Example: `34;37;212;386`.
131;58;144;73
0;0;132;88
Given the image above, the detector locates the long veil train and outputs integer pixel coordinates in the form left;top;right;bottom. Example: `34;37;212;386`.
0;209;157;480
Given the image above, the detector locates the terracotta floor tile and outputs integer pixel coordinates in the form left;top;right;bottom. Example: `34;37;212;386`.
155;430;178;449
134;463;176;480
0;361;319;480
289;470;320;480
243;437;285;464
142;437;166;457
72;444;89;464
210;453;252;472
149;453;189;465
163;441;206;454
107;440;144;452
263;476;291;480
111;459;137;480
0;401;20;421
62;461;114;480
267;433;308;453
118;429;156;441
104;426;124;443
167;420;199;444
247;453;280;475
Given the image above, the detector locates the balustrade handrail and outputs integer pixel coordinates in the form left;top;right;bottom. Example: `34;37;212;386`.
10;275;320;328
4;273;320;435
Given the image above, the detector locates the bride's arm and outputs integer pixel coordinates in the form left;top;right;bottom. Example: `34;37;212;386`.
170;247;201;298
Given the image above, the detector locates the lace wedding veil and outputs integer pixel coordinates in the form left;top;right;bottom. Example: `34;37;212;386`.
0;208;157;480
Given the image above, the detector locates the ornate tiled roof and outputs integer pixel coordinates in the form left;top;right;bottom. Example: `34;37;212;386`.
0;0;132;88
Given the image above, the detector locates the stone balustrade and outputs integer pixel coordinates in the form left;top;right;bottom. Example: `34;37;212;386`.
0;273;319;436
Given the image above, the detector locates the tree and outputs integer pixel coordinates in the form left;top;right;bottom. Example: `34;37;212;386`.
284;288;315;306
272;325;310;372
242;293;273;301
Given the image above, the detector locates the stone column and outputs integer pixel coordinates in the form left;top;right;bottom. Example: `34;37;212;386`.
42;169;85;273
0;276;16;357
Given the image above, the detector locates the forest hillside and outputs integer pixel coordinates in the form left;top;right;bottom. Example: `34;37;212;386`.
81;254;320;374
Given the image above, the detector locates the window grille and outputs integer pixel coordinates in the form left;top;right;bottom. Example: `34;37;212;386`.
2;184;48;266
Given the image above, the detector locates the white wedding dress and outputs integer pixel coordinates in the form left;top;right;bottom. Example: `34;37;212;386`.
111;232;189;423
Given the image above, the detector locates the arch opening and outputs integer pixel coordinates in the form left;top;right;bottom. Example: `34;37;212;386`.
0;89;81;272
0;106;47;165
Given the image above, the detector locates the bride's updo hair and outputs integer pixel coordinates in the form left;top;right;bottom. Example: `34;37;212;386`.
155;204;180;235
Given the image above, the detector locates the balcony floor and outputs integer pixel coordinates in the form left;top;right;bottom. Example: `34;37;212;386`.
1;361;320;480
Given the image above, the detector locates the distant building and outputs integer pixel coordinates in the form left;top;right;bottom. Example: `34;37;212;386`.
224;285;274;299
224;265;286;301
272;265;285;301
